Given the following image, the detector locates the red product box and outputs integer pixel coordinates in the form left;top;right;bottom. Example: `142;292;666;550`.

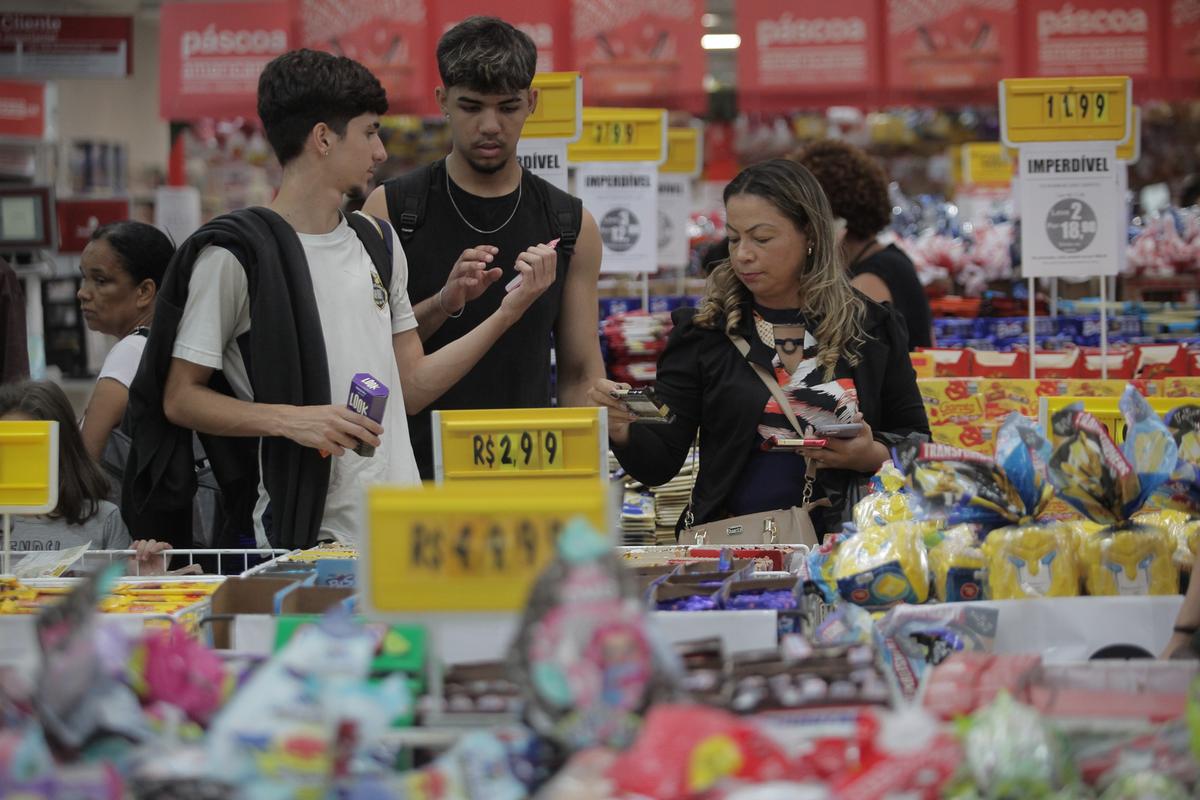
971;350;1029;379
922;348;974;377
1032;349;1082;379
1137;344;1191;379
1079;347;1137;380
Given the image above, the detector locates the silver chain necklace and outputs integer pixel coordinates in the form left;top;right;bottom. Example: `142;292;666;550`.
445;162;522;235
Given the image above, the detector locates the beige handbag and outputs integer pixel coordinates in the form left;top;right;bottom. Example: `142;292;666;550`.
679;334;823;548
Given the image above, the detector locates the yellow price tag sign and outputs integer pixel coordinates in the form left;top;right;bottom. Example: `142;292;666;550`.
567;108;667;164
523;71;582;141
433;407;605;482
1000;76;1130;146
961;142;1014;187
662;126;702;176
0;420;58;513
1116;106;1140;164
361;483;607;613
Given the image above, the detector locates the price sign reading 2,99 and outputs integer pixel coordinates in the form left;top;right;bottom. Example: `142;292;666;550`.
1044;92;1108;124
593;121;636;147
470;429;563;471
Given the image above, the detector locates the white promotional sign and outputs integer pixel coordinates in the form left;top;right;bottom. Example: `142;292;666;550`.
154;186;202;246
657;173;691;269
1017;141;1120;279
516;138;569;193
574;162;658;275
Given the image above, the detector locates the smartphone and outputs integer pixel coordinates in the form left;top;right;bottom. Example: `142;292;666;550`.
814;423;865;439
762;435;827;452
613;388;674;423
505;237;561;293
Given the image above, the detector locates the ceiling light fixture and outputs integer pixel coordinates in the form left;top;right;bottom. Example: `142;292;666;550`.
701;33;741;50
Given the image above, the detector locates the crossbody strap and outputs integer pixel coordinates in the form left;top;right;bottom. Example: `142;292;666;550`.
726;333;806;438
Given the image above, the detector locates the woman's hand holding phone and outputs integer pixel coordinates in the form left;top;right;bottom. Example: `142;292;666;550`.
798;414;889;473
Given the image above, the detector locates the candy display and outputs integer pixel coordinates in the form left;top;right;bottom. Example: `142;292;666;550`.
832;521;933;610
1047;388;1185;596
929;524;986;602
852;464;918;530
981;521;1085;600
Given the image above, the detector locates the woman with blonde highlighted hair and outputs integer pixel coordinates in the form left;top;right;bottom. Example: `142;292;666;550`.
589;159;929;536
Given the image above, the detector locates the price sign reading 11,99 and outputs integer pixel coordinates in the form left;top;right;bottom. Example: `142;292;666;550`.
470;429;563;471
1044;92;1108;124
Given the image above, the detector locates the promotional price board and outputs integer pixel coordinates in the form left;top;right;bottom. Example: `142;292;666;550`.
999;76;1131;147
658;126;702;269
570;107;667;275
515;72;582;193
0;420;58;574
961;143;1014;187
1016;141;1120;279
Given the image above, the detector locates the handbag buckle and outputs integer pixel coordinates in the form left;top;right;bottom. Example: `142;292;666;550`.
693;529;708;545
763;519;778;545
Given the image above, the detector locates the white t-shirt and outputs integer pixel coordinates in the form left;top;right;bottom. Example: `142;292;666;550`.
172;216;421;545
97;331;147;387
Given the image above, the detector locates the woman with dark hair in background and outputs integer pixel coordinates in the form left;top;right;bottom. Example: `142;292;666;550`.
77;221;175;461
793;140;933;350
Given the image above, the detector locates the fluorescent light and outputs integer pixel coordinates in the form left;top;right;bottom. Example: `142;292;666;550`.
701;33;741;50
701;13;720;28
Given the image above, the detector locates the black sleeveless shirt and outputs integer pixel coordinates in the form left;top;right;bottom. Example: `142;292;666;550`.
390;158;581;478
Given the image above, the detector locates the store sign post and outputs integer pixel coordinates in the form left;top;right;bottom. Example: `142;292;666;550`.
658;126;702;270
0;15;132;78
514;72;582;193
569;108;667;275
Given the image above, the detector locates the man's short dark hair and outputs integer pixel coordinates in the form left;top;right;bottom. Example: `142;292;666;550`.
437;16;537;95
257;49;388;166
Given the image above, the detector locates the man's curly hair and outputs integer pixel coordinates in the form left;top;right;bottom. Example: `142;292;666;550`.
792;139;892;241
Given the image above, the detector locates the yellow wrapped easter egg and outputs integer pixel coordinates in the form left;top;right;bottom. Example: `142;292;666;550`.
982;522;1082;600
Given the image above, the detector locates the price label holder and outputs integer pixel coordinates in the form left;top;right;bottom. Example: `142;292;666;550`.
1000;76;1131;147
659;125;703;270
433;407;607;483
961;142;1014;188
0;420;59;575
516;72;582;192
1115;106;1140;165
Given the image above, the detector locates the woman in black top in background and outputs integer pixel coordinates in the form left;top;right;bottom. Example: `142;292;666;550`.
794;140;933;350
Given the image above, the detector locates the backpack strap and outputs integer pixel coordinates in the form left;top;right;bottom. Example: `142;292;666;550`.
347;211;394;292
542;181;583;259
382;165;435;244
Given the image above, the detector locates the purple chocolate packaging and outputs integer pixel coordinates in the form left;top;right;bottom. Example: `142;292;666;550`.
346;372;388;457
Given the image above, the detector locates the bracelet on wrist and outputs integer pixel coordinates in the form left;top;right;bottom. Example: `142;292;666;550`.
438;287;464;319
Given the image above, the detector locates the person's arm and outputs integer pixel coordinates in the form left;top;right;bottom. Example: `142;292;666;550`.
80;378;128;461
363;186;501;342
1164;549;1200;658
592;313;704;488
393;243;558;413
875;306;931;444
163;358;382;457
851;272;893;305
554;210;606;407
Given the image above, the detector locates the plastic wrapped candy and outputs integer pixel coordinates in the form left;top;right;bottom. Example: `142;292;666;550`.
1097;772;1189;800
1134;509;1200;569
981;521;1083;600
127;623;232;727
1047;388;1181;596
509;518;678;753
929;525;986;602
832;521;934;610
1148;405;1200;515
853;464;917;531
960;692;1077;798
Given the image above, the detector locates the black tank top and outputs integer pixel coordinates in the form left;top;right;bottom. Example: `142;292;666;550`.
850;244;933;350
395;158;580;478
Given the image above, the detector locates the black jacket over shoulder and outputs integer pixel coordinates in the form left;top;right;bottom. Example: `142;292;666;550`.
122;207;334;550
612;297;930;535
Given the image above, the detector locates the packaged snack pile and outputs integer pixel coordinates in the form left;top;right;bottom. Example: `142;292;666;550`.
1046;388;1187;596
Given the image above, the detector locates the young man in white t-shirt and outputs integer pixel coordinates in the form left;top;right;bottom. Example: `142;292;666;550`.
161;50;558;545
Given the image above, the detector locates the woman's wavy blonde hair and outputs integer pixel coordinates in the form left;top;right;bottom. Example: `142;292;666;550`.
695;159;867;378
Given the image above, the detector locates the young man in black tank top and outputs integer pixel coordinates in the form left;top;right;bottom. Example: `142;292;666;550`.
364;16;605;478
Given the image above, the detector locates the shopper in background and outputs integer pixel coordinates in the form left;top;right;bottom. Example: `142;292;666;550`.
589;159;929;535
793;140;933;350
0;255;28;383
77;221;175;461
0;379;181;574
125;49;557;550
364;16;605;479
